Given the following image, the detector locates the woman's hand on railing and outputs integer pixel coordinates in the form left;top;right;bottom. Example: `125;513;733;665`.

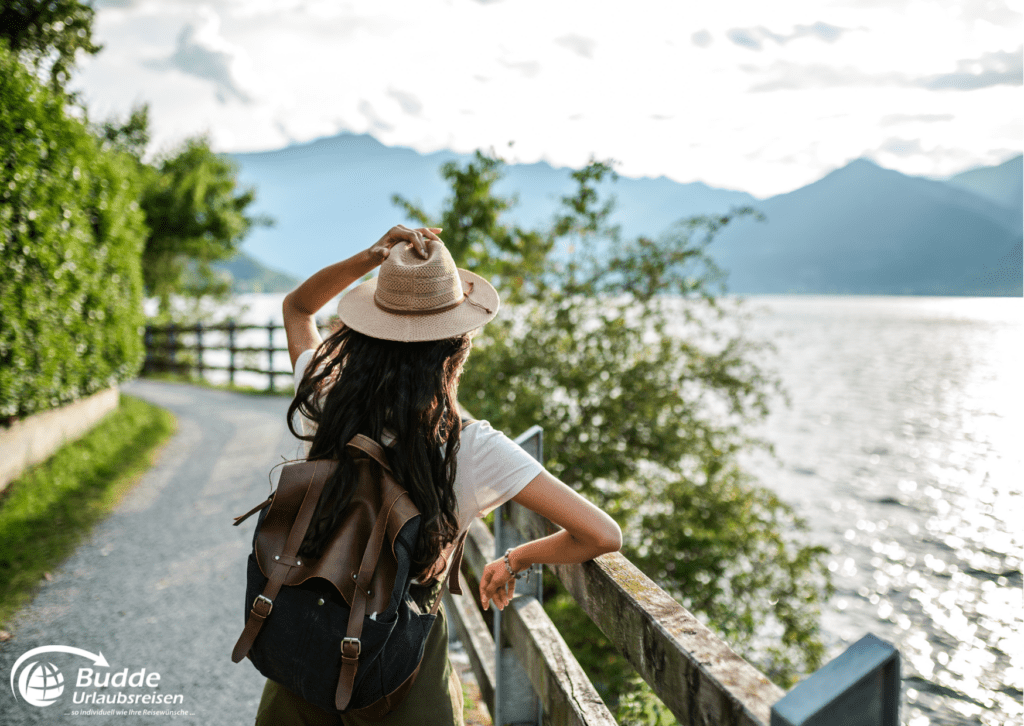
479;557;518;611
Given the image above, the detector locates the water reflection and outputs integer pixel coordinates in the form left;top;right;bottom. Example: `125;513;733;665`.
738;296;1022;726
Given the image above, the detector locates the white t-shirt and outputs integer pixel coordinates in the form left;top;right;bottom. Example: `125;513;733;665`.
292;349;542;536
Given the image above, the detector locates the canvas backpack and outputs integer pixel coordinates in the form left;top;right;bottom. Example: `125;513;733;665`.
230;434;467;718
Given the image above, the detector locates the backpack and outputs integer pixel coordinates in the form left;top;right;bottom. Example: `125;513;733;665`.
230;434;467;718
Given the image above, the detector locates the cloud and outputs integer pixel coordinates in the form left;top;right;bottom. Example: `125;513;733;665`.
726;22;850;51
555;34;597;59
750;48;1022;92
358;100;393;133
691;30;712;48
919;48;1022;90
144;9;252;104
387;89;422;116
880;113;955;126
500;59;541;78
878;137;924;156
749;63;892;91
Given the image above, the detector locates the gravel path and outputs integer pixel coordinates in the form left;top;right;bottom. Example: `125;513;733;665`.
0;381;307;725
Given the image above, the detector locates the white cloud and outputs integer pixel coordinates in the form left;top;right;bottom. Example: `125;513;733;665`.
70;0;1024;196
144;8;254;103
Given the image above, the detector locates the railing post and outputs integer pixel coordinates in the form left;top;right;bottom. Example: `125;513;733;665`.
167;323;177;373
266;320;275;392
772;633;901;726
144;324;153;373
195;322;204;381
227;320;236;386
493;426;545;726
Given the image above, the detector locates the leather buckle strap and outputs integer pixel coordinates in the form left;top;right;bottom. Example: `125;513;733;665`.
341;637;361;658
252;595;273;618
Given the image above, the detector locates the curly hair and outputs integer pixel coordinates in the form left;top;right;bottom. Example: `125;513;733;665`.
286;326;471;579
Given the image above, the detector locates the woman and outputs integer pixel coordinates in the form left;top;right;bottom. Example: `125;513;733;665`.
257;225;622;725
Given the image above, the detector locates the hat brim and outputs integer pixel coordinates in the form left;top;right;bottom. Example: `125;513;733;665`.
336;269;500;342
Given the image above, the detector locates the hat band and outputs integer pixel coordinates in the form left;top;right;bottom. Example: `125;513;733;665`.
373;281;494;317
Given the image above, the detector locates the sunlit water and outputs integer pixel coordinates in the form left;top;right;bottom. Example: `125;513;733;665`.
733;296;1022;726
166;293;1022;723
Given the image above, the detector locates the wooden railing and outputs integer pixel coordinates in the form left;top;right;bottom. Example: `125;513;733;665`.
143;321;301;391
449;427;902;726
143;322;902;725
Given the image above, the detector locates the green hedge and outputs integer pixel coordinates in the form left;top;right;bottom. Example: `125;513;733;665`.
0;45;147;419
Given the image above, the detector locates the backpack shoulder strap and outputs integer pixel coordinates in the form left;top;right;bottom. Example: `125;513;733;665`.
231;459;331;663
346;434;392;472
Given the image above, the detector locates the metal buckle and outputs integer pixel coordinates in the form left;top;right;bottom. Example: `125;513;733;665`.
342;637;361;657
252;594;273;616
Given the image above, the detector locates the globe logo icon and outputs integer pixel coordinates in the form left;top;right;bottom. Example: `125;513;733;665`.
17;661;64;707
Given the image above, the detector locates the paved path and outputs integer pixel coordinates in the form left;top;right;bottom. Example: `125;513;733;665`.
0;381;305;725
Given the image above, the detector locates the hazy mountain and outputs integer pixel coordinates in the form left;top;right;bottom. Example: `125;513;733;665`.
229;133;754;280
212;250;300;293
711;158;1021;295
230;133;1021;296
944;154;1023;221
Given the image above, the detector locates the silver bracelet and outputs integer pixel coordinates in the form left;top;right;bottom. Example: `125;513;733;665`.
503;547;531;583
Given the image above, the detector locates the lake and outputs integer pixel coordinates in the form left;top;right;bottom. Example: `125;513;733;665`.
177;293;1022;725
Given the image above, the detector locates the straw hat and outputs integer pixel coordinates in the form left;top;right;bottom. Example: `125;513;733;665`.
337;239;500;342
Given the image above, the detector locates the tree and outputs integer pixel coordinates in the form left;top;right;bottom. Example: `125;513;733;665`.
0;0;101;91
139;136;270;315
393;152;552;303
396;153;833;715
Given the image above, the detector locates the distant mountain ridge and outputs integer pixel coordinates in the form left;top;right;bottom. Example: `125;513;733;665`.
213;250;300;293
229;134;1022;296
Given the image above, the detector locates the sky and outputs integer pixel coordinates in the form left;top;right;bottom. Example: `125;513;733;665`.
73;0;1023;198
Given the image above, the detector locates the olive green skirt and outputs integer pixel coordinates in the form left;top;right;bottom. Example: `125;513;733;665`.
254;602;464;726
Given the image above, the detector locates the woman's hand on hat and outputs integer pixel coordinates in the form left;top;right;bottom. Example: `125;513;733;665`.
479;558;516;611
369;225;442;262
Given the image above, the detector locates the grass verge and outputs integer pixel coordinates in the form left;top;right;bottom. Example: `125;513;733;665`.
0;394;176;629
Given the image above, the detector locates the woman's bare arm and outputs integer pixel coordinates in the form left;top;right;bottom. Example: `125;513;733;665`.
478;470;622;611
282;225;439;368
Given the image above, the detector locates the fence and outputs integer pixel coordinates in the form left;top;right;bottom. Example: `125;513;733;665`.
142;323;902;725
143;321;298;391
448;426;902;726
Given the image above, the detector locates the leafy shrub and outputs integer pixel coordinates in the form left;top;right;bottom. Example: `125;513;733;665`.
0;44;147;419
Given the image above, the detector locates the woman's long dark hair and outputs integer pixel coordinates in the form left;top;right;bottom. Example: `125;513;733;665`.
287;325;471;578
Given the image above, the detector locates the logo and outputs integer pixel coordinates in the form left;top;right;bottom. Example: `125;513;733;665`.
10;645;108;708
17;661;64;707
9;644;188;714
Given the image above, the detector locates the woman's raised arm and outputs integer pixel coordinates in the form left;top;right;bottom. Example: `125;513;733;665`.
281;225;439;368
478;470;622;611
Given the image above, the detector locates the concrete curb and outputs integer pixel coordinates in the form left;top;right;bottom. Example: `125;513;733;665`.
0;387;120;493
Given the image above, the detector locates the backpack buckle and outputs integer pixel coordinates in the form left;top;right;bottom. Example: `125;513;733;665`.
252;594;274;617
341;637;361;657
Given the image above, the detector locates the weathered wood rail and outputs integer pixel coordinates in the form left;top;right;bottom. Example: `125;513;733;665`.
449;427;901;726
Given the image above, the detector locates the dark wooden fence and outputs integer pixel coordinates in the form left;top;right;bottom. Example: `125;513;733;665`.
143;321;297;391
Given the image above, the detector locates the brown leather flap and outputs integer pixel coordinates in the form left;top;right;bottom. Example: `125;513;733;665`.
255;454;421;614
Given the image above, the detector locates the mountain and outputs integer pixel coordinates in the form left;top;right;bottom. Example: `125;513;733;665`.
229;133;1022;296
711;158;1021;295
944;154;1023;220
229;133;754;280
212;250;301;293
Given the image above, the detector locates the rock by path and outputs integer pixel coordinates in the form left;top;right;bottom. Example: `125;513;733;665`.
0;381;306;725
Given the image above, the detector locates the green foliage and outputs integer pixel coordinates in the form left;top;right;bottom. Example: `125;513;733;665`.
0;0;101;91
0;46;147;419
140;136;270;316
0;394;175;627
394;151;552;303
397;151;833;704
